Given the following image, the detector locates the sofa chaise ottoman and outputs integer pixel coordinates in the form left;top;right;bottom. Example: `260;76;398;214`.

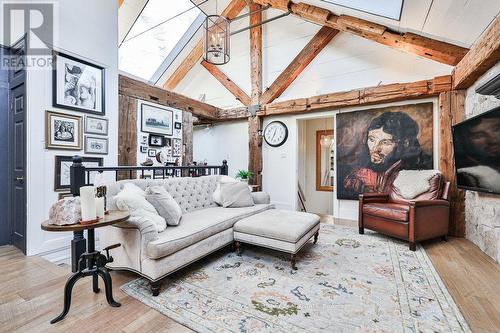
233;209;320;269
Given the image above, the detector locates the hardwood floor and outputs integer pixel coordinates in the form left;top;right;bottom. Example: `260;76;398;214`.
1;218;499;332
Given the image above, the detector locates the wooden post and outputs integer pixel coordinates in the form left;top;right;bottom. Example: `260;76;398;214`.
248;1;263;187
438;90;466;237
182;111;193;167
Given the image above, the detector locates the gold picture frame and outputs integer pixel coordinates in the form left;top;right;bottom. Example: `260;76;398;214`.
45;111;83;150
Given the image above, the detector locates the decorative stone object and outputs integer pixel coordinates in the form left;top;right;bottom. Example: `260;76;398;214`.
48;197;82;225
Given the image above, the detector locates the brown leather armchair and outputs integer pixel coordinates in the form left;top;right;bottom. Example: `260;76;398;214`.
358;173;450;251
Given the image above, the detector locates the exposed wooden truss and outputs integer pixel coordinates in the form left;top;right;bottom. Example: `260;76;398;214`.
201;60;251;106
252;0;468;66
119;75;220;120
162;0;247;90
260;26;339;104
248;1;264;187
263;76;452;115
453;15;500;89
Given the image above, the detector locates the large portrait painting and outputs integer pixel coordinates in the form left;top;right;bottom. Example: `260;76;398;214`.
336;102;434;200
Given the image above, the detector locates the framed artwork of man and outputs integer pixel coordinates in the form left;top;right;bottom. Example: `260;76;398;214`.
336;102;434;200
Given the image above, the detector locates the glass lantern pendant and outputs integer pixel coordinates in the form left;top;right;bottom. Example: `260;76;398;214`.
203;14;230;65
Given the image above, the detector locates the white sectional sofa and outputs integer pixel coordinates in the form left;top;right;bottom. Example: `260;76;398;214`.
101;175;274;295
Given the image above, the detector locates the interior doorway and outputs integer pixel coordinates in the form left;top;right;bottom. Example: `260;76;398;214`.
297;117;334;215
0;37;27;253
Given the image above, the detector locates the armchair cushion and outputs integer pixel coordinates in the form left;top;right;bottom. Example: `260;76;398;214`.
363;203;409;222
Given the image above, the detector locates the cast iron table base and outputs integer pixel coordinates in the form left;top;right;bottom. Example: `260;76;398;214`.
50;229;121;324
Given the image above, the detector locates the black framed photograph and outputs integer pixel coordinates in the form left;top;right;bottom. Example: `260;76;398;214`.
84;136;108;155
85;115;108;135
53;51;105;115
45;111;82;150
148;149;157;157
149;134;165;147
172;138;181;157
140;146;148;153
165;137;172;147
55;156;103;191
174;122;182;130
141;103;173;135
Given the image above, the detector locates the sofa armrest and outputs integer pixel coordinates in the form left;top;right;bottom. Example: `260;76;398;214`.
410;199;450;208
252;192;270;204
115;213;159;244
359;193;390;204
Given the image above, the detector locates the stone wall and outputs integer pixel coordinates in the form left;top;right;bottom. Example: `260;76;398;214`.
464;62;500;263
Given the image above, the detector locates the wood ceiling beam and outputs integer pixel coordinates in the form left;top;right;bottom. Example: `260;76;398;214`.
453;16;500;89
201;60;251;106
119;74;220;120
260;26;339;104
261;75;452;116
252;0;468;66
162;0;247;91
248;1;264;187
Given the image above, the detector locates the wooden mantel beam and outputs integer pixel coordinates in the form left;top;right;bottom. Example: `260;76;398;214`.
252;0;468;66
119;74;220;120
262;75;452;116
163;0;247;91
201;60;251;106
261;26;339;104
453;16;500;89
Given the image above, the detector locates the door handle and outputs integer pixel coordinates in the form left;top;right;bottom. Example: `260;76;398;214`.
15;176;24;182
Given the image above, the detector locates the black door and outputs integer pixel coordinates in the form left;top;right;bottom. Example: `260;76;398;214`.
0;46;10;246
9;38;27;253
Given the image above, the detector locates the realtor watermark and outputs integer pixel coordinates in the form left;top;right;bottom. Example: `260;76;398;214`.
1;1;58;70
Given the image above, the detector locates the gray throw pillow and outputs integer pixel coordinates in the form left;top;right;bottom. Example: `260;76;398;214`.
220;182;255;208
145;186;182;226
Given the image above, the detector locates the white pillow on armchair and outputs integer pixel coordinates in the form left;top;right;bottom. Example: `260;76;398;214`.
114;183;167;232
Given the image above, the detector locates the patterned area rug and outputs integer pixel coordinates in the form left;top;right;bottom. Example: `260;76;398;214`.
121;224;470;333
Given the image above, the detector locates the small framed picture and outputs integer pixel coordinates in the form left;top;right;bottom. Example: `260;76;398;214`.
148;149;157;157
165;137;172;147
55;156;103;191
141;135;148;145
85;115;108;135
141;103;173;135
140;146;148;153
174;122;182;130
149;134;164;147
84;136;108;155
45;111;82;150
58;192;73;200
53;51;105;115
172;138;181;157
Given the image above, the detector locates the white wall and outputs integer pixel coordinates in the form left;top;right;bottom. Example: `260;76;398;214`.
193;121;249;178
26;0;118;258
298;118;334;215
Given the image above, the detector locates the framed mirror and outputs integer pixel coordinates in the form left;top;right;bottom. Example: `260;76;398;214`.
316;130;334;192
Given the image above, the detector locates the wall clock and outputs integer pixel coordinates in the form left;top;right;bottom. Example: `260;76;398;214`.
263;121;288;147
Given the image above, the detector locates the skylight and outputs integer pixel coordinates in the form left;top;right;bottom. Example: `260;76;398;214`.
119;0;201;80
320;0;403;20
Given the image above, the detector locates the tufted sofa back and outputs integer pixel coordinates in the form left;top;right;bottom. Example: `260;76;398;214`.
106;175;221;213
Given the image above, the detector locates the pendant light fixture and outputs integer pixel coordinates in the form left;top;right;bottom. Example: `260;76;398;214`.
203;0;230;65
320;117;333;147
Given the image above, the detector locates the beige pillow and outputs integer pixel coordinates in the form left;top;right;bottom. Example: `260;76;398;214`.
220;182;255;208
145;186;182;226
212;176;238;205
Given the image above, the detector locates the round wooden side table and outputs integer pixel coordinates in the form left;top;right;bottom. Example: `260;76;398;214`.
41;210;130;324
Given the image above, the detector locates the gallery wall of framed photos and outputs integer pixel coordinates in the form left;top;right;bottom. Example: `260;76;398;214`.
136;99;183;168
45;50;112;195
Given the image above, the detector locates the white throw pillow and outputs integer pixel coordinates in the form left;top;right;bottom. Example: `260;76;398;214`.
114;183;167;232
212;176;238;205
145;186;182;226
220;181;255;208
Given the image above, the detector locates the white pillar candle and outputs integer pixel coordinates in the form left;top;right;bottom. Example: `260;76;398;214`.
95;197;105;219
80;186;96;222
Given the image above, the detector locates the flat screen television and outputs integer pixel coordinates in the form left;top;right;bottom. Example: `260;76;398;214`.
452;106;500;194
